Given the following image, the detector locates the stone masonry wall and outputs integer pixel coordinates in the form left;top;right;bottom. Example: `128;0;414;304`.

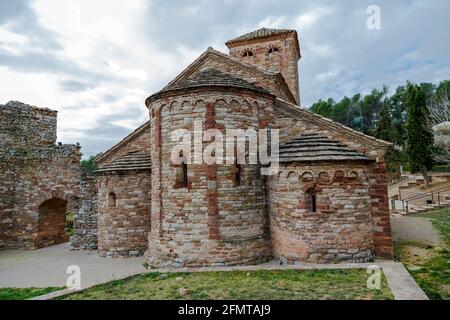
194;54;295;103
272;104;393;258
228;33;301;104
97;171;151;257
145;91;274;267
268;162;375;263
71;172;98;251
0;101;81;250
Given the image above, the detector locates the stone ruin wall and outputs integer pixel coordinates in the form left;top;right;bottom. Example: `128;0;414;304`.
70;172;98;251
268;162;375;263
0;101;81;250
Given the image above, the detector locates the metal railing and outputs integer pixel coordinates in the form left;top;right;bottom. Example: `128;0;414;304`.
401;187;450;214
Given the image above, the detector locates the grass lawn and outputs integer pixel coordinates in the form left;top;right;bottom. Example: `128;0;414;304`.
59;269;393;300
394;208;450;300
0;287;64;300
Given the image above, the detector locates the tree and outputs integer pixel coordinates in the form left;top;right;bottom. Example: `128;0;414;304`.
374;87;394;142
388;85;407;146
374;92;402;173
405;84;434;184
80;153;102;173
310;98;335;119
427;89;450;163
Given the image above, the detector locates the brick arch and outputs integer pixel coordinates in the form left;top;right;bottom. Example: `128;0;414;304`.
300;171;314;183
348;171;359;179
286;170;298;181
241;99;251;108
194;99;207;107
277;170;284;179
317;171;331;184
332;170;345;183
181;100;191;110
36;197;69;248
35;187;71;210
229;99;240;112
213;98;227;107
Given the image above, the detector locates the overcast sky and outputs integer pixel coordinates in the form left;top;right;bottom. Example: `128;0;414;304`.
1;0;449;158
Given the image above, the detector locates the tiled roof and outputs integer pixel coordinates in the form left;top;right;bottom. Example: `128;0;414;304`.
279;133;373;163
148;69;271;102
226;28;296;45
96;151;151;173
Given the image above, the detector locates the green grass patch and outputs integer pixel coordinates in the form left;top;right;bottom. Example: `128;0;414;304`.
0;287;64;300
396;208;450;300
59;269;393;300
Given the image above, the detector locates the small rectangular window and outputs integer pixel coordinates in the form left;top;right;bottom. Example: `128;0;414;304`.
235;162;242;187
182;162;188;188
311;193;317;213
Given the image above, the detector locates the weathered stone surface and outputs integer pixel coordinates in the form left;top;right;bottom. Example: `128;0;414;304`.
96;171;151;257
74;27;393;265
70;172;98;251
0;101;81;250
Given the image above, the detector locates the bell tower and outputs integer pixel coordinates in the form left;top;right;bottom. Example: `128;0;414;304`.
225;28;301;105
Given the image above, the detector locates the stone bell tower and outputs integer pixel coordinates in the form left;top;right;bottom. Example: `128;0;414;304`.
225;27;301;105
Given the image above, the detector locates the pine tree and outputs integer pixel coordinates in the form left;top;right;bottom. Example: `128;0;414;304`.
375;91;394;142
405;84;434;184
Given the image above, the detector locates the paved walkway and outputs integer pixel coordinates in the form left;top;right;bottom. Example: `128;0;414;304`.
391;216;442;245
0;243;146;289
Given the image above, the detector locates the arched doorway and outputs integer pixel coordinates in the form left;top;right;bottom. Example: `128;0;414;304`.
37;198;69;248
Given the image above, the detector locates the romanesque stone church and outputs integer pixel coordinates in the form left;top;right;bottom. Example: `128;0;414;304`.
92;28;393;267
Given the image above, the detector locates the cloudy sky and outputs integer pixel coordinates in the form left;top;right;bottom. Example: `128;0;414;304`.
1;0;449;158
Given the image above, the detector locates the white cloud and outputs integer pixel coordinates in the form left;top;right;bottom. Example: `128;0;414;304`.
1;0;449;157
295;6;332;28
257;16;287;29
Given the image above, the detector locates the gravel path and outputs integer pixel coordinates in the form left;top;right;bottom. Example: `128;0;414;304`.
390;216;442;245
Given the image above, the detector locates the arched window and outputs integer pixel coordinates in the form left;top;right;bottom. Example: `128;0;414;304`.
243;49;254;57
268;47;279;54
108;192;117;208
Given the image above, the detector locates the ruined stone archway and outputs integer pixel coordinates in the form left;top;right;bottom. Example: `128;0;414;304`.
37;198;69;248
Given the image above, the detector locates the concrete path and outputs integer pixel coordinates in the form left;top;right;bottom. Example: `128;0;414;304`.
380;261;429;300
391;216;442;245
0;243;146;289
